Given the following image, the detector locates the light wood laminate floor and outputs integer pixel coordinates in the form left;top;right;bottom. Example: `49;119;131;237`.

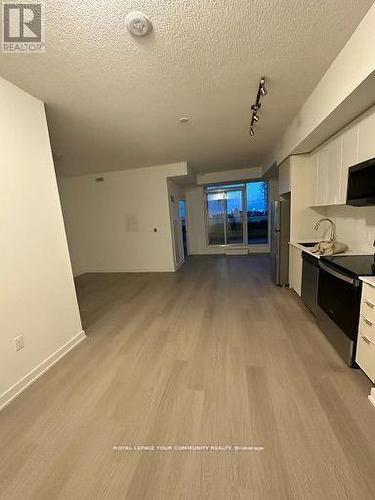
1;255;375;499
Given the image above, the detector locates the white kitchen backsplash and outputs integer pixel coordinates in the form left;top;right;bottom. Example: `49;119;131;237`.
326;205;375;253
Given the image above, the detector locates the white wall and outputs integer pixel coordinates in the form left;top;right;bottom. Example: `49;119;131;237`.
0;78;83;411
59;162;187;275
197;166;262;185
326;205;375;253
185;186;211;255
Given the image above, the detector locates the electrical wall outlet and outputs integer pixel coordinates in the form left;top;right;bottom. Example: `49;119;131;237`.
14;335;25;352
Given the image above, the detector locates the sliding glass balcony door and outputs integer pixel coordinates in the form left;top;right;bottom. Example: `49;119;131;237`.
207;192;226;245
206;187;245;245
206;181;269;247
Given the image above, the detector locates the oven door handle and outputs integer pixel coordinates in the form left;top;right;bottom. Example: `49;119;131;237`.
319;261;357;286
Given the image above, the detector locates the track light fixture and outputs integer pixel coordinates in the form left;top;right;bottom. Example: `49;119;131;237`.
249;76;269;138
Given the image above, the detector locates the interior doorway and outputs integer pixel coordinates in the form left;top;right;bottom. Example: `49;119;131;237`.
179;200;188;257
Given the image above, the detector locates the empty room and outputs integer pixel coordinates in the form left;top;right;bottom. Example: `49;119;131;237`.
1;1;375;498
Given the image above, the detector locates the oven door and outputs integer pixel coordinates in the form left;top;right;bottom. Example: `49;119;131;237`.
318;262;361;341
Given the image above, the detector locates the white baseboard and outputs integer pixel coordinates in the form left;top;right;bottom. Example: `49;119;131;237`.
225;248;249;255
191;245;271;256
248;244;270;253
122;268;175;273
0;330;86;413
76;268;175;274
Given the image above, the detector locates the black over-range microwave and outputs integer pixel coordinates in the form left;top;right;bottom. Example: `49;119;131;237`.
347;157;375;206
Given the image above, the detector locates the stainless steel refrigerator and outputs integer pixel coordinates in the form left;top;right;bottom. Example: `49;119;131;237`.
270;198;290;286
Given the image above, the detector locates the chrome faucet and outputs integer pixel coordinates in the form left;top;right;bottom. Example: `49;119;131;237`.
314;218;336;241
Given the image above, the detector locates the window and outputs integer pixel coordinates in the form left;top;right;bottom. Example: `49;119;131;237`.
205;180;268;246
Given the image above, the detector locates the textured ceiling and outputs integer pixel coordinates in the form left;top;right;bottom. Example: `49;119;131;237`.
0;0;373;176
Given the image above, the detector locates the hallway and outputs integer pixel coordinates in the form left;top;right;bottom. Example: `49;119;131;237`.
1;255;375;499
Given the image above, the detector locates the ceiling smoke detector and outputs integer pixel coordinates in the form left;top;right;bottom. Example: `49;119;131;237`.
125;12;153;37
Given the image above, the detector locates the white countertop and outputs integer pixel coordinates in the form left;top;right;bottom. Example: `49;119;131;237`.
289;241;370;259
289;245;375;283
289;243;375;286
360;276;375;286
289;241;320;257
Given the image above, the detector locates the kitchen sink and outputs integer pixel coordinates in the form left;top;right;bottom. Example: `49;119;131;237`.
298;242;319;248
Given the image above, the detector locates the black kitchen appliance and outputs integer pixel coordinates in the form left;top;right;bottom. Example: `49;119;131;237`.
301;252;320;316
317;255;375;366
347;157;375;206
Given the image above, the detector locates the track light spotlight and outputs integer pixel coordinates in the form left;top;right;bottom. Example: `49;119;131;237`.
260;76;268;96
248;76;269;139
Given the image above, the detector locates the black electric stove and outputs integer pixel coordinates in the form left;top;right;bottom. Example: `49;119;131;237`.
320;254;375;278
316;255;374;367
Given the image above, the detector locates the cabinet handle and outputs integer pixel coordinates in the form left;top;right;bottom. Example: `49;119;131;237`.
364;299;375;308
363;317;373;327
362;336;371;345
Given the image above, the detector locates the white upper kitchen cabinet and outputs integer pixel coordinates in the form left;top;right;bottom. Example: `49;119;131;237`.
312;132;350;207
340;125;359;203
310;151;319;205
309;153;318;206
311;107;375;208
358;111;375;163
314;146;329;206
313;137;343;207
327;135;343;205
